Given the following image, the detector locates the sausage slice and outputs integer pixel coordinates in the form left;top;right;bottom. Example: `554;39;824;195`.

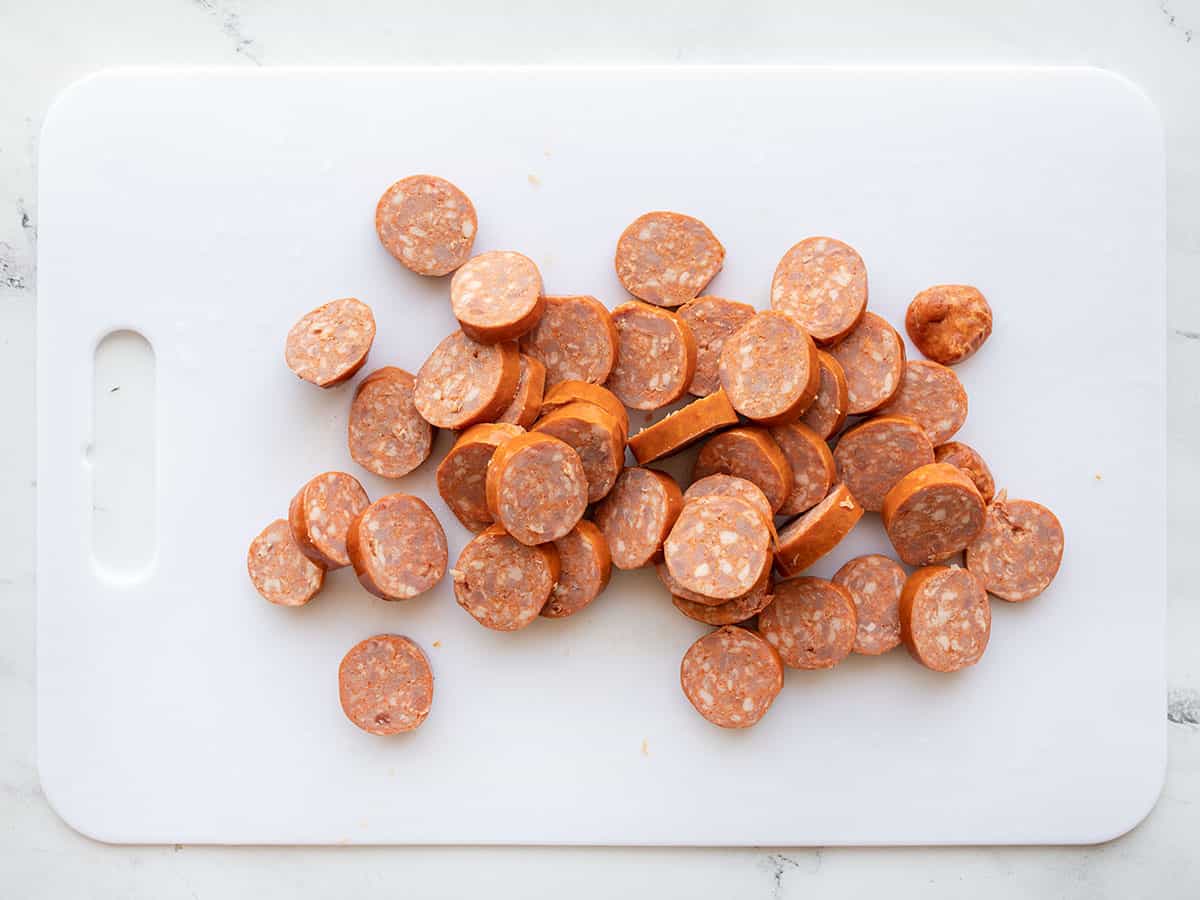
247;519;325;607
346;494;448;601
934;441;995;503
682;474;775;534
348;367;433;479
770;236;868;344
452;525;560;631
540;380;630;443
532;401;625;502
905;285;993;365
485;432;588;545
718;310;821;424
593;467;683;570
878;360;968;446
900;566;991;671
339;634;434;735
519;295;618;388
413;331;520;429
678;295;756;397
759;577;857;669
770;421;837;516
627;389;739;465
435;423;524;531
827;311;905;415
832;554;906;655
450;250;545;344
285;298;376;388
799;350;849;439
680;626;783;729
692;427;793;513
965;492;1064;602
664;494;773;600
774;483;863;577
288;471;370;570
882;463;986;566
615;211;725;307
605;302;697;410
375;175;476;276
495;355;547;428
833;415;935;512
541;521;613;619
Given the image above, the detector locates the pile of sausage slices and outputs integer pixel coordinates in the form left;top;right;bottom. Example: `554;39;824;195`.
247;174;1065;736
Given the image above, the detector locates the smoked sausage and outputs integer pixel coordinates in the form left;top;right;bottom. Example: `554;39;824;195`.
339;634;434;735
346;494;448;601
615;211;725;307
485;432;588;545
882;463;986;566
285;298;376;388
900;565;991;672
452;525;561;631
348;367;433;479
680;625;783;728
288;471;370;570
593;467;684;569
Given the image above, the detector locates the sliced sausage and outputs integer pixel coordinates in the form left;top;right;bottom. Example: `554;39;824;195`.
826;312;905;415
247;519;325;607
346;494;448;601
833;415;935;512
691;427;793;513
878;360;968;445
375;175;476;276
348;367;433;479
774;483;863;577
759;576;857;669
285;297;376;388
900;566;991;671
288;471;370;570
541;520;613;619
435;423;524;531
905;284;993;365
682;474;775;535
670;577;775;626
540;380;629;443
627;389;738;465
532;401;625;502
934;441;995;503
615;211;725;307
413;331;520;429
832;554;905;655
770;421;837;516
882;463;986;566
605;302;697;410
593;467;683;570
770;236;868;344
965;492;1064;602
485;432;588;545
495;355;546;428
339;634;434;735
718;310;821;425
450;250;544;344
452;525;561;631
677;295;756;397
518;294;618;387
664;494;773;600
800;350;849;439
680;625;783;729
656;542;772;606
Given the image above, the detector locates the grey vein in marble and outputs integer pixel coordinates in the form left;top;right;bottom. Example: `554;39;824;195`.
191;0;262;65
1159;0;1195;43
1168;687;1200;726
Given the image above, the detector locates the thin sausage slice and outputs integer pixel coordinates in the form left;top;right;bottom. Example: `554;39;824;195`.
452;525;561;631
346;494;448;601
774;483;863;577
718;310;821;424
348;367;433;479
833;415;935;512
800;350;850;439
339;634;434;735
677;295;756;397
759;576;857;669
882;463;986;566
770;236;868;344
435;423;524;531
832;554;906;655
827;312;905;415
680;626;783;729
657;545;773;608
375;175;476;276
532;402;625;502
540;380;630;443
288;471;370;570
615;211;725;307
664;494;773;600
285;298;376;388
605;302;697;410
450;251;544;344
682;474;775;536
905;285;993;365
519;295;618;387
934;441;996;503
965;492;1064;602
692;427;793;513
900;566;991;671
878;360;968;446
593;467;683;570
770;421;837;516
413;331;520;429
541;521;613;619
495;355;546;428
485;432;588;545
247;519;325;607
627;389;739;465
670;578;774;626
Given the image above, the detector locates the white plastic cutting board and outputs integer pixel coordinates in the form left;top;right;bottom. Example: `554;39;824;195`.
37;67;1165;845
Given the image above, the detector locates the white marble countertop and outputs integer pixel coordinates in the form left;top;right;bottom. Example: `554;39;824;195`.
1;1;1197;896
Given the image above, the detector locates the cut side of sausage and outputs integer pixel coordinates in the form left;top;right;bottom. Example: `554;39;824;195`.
615;211;725;307
485;432;588;545
965;492;1064;602
832;554;906;655
800;350;849;439
519;295;618;387
691;427;793;513
827;311;905;415
495;355;546;428
247;519;325;607
285;297;376;388
540;380;630;443
934;441;995;503
683;474;775;536
452;526;561;631
657;545;772;608
882;463;986;567
541;520;613;619
680;625;783;729
671;578;774;626
605;302;697;410
774;483;863;577
678;295;756;397
593;467;683;570
770;236;868;344
346;494;448;601
348;367;433;479
450;250;545;344
532;401;625;502
288;471;370;570
413;331;521;429
435;422;524;531
718;310;821;425
664;494;773;600
627;389;739;465
833;415;935;512
759;576;857;669
375;175;476;276
770;421;837;516
905;284;993;366
338;634;434;735
878;360;968;446
900;566;991;672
